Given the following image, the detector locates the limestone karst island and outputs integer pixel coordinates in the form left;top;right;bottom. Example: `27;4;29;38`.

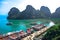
0;0;60;40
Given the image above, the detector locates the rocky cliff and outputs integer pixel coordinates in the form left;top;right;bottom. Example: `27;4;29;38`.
40;6;51;18
52;7;60;18
7;7;21;19
7;5;60;19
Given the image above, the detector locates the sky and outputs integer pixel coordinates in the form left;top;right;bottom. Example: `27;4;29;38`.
0;0;60;15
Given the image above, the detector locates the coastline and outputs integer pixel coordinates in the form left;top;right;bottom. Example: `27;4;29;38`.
0;23;54;40
22;27;49;40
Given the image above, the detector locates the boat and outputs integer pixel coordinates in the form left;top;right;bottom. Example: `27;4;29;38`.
32;24;46;31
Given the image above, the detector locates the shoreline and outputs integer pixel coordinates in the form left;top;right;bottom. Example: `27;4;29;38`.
0;24;53;40
21;27;49;40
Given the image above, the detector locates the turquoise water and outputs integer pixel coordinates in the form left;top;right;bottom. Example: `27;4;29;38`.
0;15;54;35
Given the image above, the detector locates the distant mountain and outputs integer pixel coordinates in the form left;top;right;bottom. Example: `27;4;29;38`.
21;5;37;19
7;5;60;20
21;5;44;19
40;6;51;18
7;5;43;19
52;7;60;18
7;7;20;19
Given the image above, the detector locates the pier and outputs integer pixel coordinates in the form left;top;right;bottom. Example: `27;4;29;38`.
21;27;49;40
0;24;50;40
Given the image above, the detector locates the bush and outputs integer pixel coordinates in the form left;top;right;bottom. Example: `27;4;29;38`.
42;24;60;40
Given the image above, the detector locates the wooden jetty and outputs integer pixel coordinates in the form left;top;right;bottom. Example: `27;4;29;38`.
21;27;49;40
0;24;50;40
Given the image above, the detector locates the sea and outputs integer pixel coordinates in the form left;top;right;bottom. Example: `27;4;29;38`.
0;15;55;35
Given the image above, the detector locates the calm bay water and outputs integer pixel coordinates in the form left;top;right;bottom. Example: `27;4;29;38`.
0;15;55;35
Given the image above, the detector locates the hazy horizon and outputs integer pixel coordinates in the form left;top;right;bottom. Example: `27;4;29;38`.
0;0;60;15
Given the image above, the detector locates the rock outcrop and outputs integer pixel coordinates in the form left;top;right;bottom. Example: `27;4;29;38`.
7;5;60;20
7;7;20;19
21;5;37;19
7;5;43;19
40;6;51;18
52;7;60;18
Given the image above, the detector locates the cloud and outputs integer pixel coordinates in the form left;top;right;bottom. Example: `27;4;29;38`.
0;0;24;15
18;0;60;13
0;0;60;15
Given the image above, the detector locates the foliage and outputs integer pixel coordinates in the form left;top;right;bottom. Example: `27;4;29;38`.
42;24;60;40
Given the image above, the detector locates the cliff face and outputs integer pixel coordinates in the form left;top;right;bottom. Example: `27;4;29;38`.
52;7;60;18
7;7;20;19
7;5;60;20
21;5;37;19
40;6;51;18
7;5;43;19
